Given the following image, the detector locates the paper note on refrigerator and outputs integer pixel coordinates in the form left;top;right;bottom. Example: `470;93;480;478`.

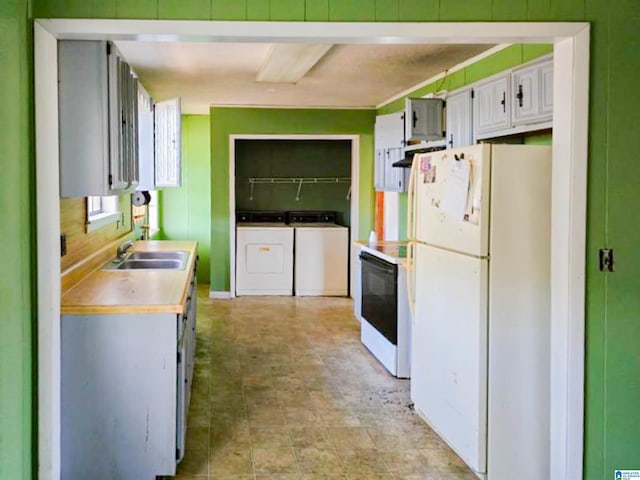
441;158;471;221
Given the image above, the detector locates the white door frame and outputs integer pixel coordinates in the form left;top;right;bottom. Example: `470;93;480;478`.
226;134;360;299
35;19;589;480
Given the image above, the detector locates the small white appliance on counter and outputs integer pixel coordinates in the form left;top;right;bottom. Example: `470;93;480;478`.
406;144;551;479
290;211;349;296
359;243;411;378
236;211;294;296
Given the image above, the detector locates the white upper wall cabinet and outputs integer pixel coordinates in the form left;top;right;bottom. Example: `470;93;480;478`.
154;98;182;188
405;98;445;142
512;57;553;126
58;40;138;197
374;112;408;192
473;74;511;136
446;89;474;149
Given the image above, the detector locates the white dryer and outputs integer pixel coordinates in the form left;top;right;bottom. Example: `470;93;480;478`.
236;212;294;296
290;211;349;296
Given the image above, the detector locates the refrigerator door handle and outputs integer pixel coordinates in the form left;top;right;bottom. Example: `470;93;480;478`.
407;154;418;241
406;240;416;318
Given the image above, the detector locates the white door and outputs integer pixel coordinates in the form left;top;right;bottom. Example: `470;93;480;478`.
411;243;487;474
445;89;473;149
414;144;490;256
473;75;510;135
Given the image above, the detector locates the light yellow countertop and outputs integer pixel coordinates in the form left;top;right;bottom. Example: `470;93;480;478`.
61;240;198;316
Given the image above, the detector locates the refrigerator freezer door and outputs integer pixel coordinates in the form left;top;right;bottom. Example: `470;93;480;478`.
411;243;487;474
414;144;490;257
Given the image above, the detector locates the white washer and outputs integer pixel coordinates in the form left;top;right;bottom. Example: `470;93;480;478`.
236;222;294;296
293;224;349;296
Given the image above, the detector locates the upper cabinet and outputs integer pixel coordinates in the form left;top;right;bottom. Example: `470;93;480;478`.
405;98;445;142
445;89;473;149
473;74;511;136
512;58;553;126
473;55;553;140
137;89;182;191
58;41;138;198
374;112;408;192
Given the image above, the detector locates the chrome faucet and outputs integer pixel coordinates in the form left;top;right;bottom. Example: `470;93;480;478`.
115;240;134;263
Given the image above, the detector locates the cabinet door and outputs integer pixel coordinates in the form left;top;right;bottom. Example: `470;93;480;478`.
108;49;129;191
155;98;182;187
405;98;444;142
446;89;473;149
375;112;405;149
137;84;155;191
384;147;406;192
374;149;386;192
540;61;553;118
512;65;540;125
474;76;510;135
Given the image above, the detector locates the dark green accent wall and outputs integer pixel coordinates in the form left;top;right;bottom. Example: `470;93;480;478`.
210;107;375;292
5;2;637;478
235;140;352;226
0;1;33;479
160;115;212;283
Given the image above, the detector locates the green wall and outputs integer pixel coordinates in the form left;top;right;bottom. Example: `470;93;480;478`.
160;115;212;283
210;107;375;291
235;140;352;226
0;1;33;479
1;1;635;479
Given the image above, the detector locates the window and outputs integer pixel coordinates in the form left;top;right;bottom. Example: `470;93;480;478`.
86;195;121;232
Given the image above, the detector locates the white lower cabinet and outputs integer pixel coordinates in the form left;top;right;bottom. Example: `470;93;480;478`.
61;271;197;479
352;244;362;321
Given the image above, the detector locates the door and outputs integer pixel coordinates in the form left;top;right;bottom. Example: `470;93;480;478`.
405;97;444;142
446;89;473;149
473;75;510;135
512;64;539;125
540;60;554;118
414;144;490;256
360;252;398;344
155;98;182;187
411;243;488;474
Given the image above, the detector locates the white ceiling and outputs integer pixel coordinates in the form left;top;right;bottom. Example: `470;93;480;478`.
115;41;494;113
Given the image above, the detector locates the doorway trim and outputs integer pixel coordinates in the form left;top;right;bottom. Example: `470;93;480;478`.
35;19;589;480
226;134;360;299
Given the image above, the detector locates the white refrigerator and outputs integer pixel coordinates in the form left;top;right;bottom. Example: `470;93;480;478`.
406;144;552;479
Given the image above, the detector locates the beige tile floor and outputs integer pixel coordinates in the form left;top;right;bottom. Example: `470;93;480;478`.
173;287;476;480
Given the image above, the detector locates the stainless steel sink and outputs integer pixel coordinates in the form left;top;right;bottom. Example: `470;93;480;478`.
114;259;185;270
103;251;189;270
127;251;189;262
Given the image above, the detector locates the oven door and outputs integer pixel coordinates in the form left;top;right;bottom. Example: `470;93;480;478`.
360;252;398;345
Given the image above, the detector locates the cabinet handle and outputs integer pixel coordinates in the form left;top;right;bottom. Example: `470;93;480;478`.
412;110;418;129
501;92;506;112
516;85;524;107
448;134;454;148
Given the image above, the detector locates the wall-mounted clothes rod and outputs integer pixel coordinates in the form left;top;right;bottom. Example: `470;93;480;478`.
247;177;352;201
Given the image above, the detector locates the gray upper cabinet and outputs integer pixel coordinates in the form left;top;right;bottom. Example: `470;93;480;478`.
512;58;553;126
405;98;445;142
154;98;182;188
58;40;138;197
473;74;511;136
445;89;473;149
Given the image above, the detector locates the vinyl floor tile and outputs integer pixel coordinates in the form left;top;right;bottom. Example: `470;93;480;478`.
169;287;475;479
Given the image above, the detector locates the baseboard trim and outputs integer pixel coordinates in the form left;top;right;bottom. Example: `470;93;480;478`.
209;290;232;299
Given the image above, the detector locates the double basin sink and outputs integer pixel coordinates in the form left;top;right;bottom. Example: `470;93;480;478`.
104;251;189;270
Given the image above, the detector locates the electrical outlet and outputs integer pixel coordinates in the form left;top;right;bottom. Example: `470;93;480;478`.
60;234;67;257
